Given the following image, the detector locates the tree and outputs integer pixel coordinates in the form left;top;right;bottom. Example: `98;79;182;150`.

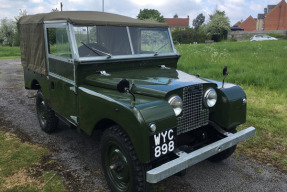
205;10;230;42
14;9;27;46
0;18;16;46
192;13;205;30
137;9;165;23
173;14;178;18
14;9;27;22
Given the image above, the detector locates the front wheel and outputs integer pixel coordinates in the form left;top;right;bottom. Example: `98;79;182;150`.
100;126;150;192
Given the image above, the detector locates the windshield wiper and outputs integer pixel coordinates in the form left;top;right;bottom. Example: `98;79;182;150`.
154;42;170;56
80;42;112;58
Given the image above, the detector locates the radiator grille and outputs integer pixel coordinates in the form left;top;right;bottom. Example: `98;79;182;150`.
177;84;209;135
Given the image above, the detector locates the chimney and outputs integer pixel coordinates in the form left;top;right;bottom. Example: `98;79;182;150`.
264;8;267;14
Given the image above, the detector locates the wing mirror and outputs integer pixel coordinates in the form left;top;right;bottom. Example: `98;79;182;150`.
117;78;130;93
117;79;135;101
222;66;228;88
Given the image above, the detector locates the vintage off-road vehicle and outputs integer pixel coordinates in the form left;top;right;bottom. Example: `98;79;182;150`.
18;11;255;191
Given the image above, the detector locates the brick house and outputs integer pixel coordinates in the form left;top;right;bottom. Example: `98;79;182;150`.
233;0;287;31
265;0;287;30
239;16;257;31
164;16;189;30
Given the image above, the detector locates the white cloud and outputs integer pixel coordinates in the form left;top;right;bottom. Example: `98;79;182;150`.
0;0;284;27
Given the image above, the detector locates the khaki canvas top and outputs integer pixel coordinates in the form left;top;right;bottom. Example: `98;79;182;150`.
18;11;168;75
18;11;168;27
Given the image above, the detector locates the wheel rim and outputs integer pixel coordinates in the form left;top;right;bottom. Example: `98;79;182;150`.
104;141;131;191
37;100;47;127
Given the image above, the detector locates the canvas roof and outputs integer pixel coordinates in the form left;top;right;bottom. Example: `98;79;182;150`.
18;11;168;27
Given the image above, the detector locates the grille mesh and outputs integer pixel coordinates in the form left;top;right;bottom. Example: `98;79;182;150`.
177;84;209;135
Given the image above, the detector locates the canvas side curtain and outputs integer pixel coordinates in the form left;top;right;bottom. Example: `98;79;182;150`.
18;23;47;75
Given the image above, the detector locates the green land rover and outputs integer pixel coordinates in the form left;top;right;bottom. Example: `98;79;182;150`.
18;11;255;192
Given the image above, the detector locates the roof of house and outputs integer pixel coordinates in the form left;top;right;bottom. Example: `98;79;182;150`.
233;21;242;27
240;16;257;31
267;5;276;12
164;16;189;28
265;0;287;18
258;14;265;20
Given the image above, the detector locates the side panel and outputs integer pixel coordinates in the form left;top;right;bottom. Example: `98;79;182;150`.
23;67;50;101
48;58;77;123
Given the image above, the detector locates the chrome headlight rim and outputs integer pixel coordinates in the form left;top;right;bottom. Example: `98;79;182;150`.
204;88;217;108
168;95;183;116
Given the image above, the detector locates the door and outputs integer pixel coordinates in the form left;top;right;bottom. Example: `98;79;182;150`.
44;22;78;125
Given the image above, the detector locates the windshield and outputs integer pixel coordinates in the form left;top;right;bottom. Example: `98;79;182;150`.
73;26;174;58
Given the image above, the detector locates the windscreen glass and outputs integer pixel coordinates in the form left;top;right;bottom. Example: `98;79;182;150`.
73;26;174;58
74;26;131;57
129;27;173;54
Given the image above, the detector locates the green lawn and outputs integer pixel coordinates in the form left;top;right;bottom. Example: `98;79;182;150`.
0;46;20;59
0;130;65;191
176;40;287;171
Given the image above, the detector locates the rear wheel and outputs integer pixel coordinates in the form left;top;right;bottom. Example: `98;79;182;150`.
208;128;237;162
36;91;58;133
101;125;150;192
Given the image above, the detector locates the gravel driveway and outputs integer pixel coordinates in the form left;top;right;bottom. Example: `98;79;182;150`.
0;59;287;192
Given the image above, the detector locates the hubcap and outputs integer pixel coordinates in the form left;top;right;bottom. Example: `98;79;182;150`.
105;142;130;191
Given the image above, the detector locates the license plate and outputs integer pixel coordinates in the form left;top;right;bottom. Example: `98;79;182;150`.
150;127;177;159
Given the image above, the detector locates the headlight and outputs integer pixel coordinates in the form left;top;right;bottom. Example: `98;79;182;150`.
168;95;183;116
204;88;217;107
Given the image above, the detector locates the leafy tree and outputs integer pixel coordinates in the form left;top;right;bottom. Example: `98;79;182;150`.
205;10;230;42
14;9;27;46
137;9;165;23
14;9;27;22
0;18;16;46
173;14;178;18
192;13;205;30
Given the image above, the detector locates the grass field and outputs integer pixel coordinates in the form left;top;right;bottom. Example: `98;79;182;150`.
0;46;20;59
176;40;287;171
0;130;65;191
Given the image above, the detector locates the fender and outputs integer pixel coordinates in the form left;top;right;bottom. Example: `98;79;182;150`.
206;79;247;129
78;85;176;163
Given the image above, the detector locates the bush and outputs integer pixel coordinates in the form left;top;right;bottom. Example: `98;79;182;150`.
172;27;207;44
266;33;285;39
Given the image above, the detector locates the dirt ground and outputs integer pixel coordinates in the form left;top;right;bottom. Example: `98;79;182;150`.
0;59;287;192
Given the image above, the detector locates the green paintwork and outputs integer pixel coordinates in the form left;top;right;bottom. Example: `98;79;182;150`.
23;57;247;163
78;85;176;163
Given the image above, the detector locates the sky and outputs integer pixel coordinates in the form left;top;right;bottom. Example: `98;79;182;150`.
0;0;282;26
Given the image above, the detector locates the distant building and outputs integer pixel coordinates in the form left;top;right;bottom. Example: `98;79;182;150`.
256;14;265;31
239;16;257;31
265;0;287;30
233;0;287;31
164;16;189;30
233;21;242;27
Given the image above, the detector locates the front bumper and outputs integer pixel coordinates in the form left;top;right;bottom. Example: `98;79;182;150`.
146;126;255;183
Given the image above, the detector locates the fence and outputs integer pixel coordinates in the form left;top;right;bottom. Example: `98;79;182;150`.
228;30;287;39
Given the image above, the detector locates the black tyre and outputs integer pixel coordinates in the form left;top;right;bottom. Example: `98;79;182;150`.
101;125;150;192
208;128;237;162
36;91;58;133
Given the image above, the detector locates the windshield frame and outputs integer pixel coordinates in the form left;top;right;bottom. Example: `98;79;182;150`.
69;23;178;62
